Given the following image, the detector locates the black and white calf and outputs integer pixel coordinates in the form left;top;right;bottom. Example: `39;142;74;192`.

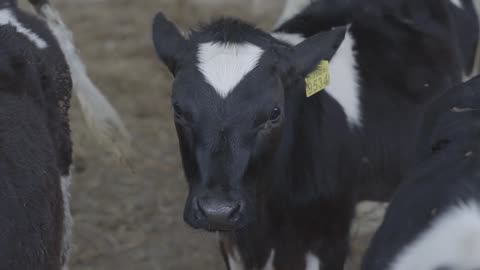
152;0;476;269
362;75;480;270
0;0;128;269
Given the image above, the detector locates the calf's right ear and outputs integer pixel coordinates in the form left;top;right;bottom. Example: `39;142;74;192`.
152;12;189;76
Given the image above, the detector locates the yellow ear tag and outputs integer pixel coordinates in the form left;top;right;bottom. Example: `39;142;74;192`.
305;60;330;98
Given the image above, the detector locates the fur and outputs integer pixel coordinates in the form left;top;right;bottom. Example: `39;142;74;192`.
152;0;475;269
362;75;480;270
197;42;264;98
0;3;71;269
32;3;131;158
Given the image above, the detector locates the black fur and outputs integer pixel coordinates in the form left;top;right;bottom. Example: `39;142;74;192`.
362;75;480;270
152;0;473;269
449;0;479;76
276;0;478;77
0;0;16;8
0;3;72;270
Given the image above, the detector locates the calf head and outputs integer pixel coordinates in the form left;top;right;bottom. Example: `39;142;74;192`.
153;13;345;231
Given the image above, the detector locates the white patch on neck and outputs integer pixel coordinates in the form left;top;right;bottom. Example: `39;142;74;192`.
450;0;463;8
60;174;73;269
274;0;311;28
197;42;264;99
0;9;48;49
228;247;246;270
271;32;305;46
390;201;480;270
272;30;362;127
305;252;321;270
272;32;362;126
327;31;362;127
263;250;276;270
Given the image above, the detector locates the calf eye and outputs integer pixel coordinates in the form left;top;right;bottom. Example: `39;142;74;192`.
269;107;282;123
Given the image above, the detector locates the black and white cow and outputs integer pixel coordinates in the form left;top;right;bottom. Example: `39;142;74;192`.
0;0;128;269
275;0;479;79
152;0;477;269
362;75;480;270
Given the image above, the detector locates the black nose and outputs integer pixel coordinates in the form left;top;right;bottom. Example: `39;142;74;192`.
195;197;242;231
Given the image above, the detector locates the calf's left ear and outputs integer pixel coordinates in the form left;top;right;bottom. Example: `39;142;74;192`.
152;12;190;76
293;27;347;77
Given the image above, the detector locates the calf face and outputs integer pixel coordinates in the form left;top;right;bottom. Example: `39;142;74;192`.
153;13;345;231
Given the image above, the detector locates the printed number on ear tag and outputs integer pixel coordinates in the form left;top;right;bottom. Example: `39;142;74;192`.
305;60;330;98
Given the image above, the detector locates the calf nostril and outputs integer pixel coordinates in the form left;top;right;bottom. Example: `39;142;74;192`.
195;198;244;229
228;203;242;221
196;198;207;217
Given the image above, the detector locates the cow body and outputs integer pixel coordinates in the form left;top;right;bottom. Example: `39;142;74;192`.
152;0;477;269
0;0;127;269
223;2;470;269
0;1;72;269
362;75;480;270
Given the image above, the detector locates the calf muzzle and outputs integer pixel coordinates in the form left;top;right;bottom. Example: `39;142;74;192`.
187;196;244;231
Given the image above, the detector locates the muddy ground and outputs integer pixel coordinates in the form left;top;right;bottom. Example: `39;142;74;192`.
34;0;383;269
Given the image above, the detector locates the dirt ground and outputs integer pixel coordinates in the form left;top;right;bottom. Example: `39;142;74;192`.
31;0;384;269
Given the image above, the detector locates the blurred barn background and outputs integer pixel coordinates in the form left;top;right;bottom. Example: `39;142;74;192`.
19;0;480;269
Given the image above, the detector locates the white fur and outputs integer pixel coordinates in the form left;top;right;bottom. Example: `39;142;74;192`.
274;0;312;29
197;42;264;98
450;0;464;8
271;30;362;127
390;201;480;270
37;4;131;157
305;252;321;270
228;247;245;270
351;201;388;238
327;31;362;127
60;175;73;270
271;32;305;46
0;8;47;49
263;250;276;270
346;201;388;270
472;0;480;77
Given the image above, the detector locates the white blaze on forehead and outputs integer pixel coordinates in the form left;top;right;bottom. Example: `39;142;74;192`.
390;201;480;270
450;0;463;8
197;42;264;98
305;252;321;270
0;9;48;49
